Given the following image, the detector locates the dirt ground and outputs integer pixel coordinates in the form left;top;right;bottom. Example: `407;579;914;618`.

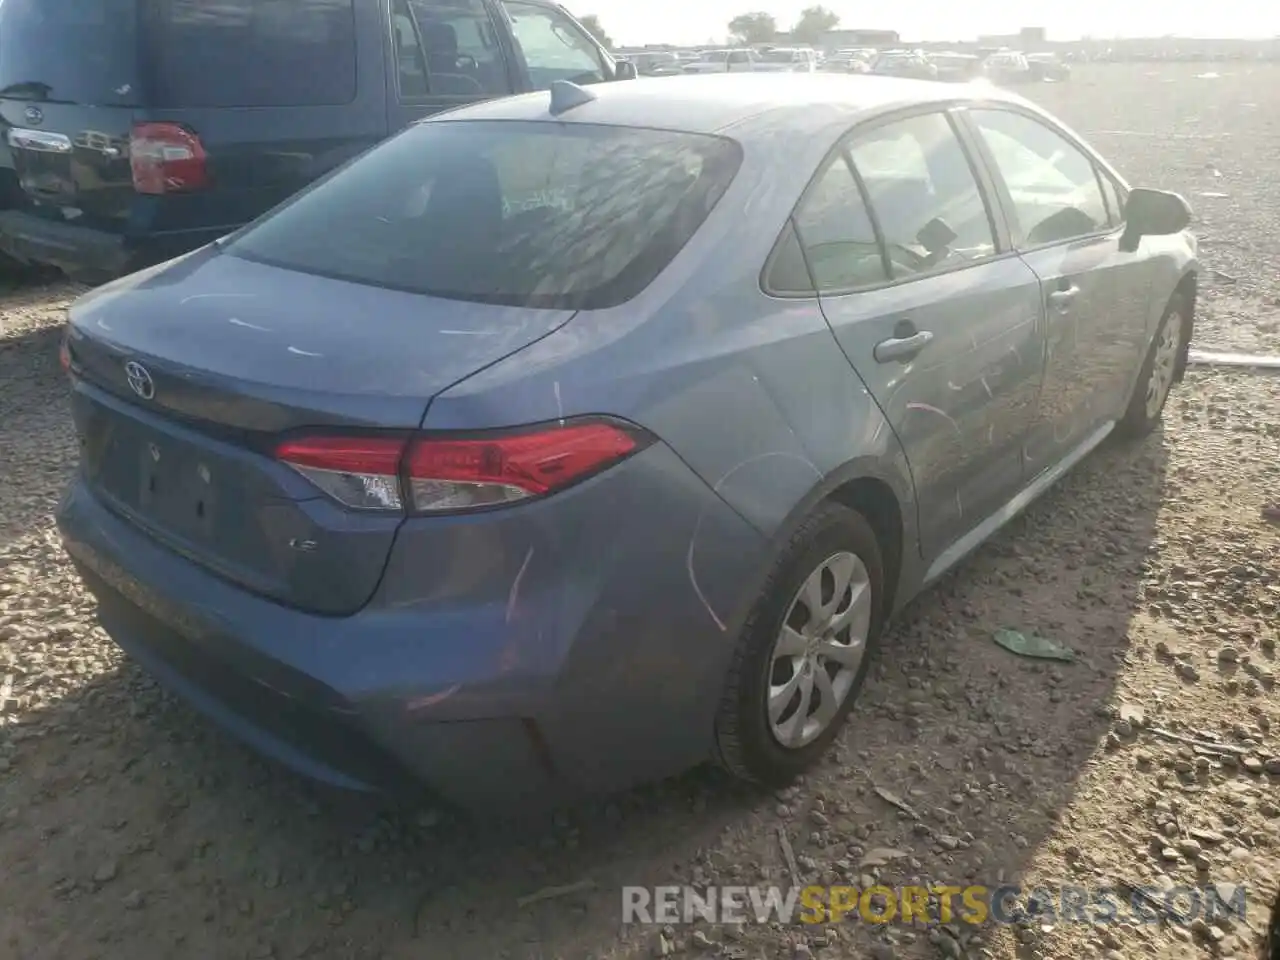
1;62;1279;960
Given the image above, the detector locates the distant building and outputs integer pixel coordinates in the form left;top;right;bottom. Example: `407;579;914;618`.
977;27;1047;51
821;28;900;52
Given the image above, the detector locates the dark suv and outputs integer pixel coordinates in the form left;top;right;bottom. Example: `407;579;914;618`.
0;0;634;284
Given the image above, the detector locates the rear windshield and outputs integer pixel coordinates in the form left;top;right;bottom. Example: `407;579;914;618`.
0;0;141;107
143;0;357;108
225;120;743;310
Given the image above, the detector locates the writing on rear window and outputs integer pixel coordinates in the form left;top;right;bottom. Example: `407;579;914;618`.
504;189;573;216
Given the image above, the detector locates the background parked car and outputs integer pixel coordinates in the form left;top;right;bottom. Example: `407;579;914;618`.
682;48;759;73
1027;51;1072;81
983;50;1035;84
753;46;818;73
871;50;938;80
0;0;635;286
821;48;873;73
627;50;684;77
928;52;982;82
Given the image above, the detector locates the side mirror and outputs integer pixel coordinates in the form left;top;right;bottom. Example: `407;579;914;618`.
614;59;638;81
1120;187;1192;252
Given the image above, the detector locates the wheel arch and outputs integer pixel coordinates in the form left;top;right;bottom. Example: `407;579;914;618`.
739;457;917;630
826;476;906;616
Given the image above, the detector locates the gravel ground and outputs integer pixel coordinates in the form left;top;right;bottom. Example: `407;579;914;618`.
1;62;1279;960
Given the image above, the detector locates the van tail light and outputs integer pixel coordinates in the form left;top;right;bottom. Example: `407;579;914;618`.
58;325;72;373
130;122;209;195
275;420;649;514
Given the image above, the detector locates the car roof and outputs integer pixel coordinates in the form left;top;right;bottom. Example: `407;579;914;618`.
426;74;1029;142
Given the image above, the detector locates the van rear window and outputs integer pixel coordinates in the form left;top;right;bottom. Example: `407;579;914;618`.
0;0;142;107
144;0;357;108
225;120;743;310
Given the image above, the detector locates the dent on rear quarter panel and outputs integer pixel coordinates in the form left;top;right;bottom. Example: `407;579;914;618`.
421;125;917;545
423;239;917;592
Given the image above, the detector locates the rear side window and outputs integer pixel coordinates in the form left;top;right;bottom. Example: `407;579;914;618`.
0;0;141;107
846;112;996;280
144;0;357;108
225;120;742;309
770;154;887;294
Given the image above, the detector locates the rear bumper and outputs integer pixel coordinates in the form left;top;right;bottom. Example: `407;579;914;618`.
0;210;228;280
56;441;766;808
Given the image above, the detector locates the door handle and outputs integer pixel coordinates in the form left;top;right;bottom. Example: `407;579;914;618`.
1048;285;1080;309
873;329;934;363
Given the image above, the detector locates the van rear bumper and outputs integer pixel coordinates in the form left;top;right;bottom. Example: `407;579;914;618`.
0;210;229;281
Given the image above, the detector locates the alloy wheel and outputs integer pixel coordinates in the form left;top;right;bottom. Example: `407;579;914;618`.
766;551;872;749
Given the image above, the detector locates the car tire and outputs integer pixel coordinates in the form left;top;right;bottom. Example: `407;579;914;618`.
1117;291;1188;439
714;503;885;787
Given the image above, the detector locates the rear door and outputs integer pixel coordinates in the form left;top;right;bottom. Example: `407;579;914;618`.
0;0;141;233
386;0;517;129
960;106;1152;474
781;108;1046;562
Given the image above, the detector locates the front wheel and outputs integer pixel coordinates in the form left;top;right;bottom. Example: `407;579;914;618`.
714;503;884;787
1117;291;1188;438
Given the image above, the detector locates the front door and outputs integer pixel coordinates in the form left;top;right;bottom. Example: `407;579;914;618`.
386;0;516;129
790;109;1046;561
961;106;1153;472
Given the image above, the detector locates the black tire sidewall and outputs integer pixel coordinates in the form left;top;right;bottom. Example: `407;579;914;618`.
717;504;885;786
1119;292;1185;437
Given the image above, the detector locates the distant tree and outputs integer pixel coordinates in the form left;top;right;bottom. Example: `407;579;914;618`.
579;14;613;49
728;11;777;45
791;5;839;45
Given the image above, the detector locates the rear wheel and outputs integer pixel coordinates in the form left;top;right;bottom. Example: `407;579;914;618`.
1118;292;1187;438
714;503;884;786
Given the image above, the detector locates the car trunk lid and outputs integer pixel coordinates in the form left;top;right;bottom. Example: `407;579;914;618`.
65;246;576;615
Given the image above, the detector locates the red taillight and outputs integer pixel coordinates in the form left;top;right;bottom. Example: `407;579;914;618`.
275;421;646;514
406;422;642;512
130;122;209;195
275;435;407;512
58;327;71;372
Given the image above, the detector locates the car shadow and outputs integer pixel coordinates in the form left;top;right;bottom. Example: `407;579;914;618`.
0;284;80;556
0;415;1170;959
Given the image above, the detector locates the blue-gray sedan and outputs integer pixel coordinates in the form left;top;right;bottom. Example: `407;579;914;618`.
55;74;1197;808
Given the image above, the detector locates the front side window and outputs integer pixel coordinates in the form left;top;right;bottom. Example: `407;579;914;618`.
782;154;887;293
393;0;509;98
847;112;996;280
969;109;1110;247
502;1;606;89
145;0;357;108
225;120;741;310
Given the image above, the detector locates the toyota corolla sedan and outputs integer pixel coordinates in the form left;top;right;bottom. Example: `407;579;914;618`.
56;74;1196;809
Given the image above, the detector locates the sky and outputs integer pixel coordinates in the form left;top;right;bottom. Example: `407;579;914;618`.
583;0;1280;47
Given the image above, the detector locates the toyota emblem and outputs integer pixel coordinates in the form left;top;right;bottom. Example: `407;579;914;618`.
124;360;155;400
23;105;43;125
